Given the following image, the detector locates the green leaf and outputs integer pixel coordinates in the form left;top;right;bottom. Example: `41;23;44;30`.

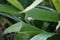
0;13;20;22
14;34;30;40
4;21;42;35
13;21;45;40
7;0;24;10
0;4;20;17
25;8;59;22
42;22;49;30
19;22;43;35
3;22;22;34
52;0;60;13
15;22;43;40
30;31;57;40
0;33;2;40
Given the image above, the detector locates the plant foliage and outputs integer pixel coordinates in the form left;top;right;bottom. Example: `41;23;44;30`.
0;0;60;40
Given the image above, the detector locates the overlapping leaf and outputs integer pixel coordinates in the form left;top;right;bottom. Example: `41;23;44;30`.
4;21;42;35
3;22;22;34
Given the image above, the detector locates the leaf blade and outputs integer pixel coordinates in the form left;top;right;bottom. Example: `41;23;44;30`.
0;4;20;17
31;31;56;40
25;8;59;22
7;0;24;10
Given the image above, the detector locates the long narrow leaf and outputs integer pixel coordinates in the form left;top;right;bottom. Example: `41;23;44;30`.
20;0;43;13
52;0;60;13
25;8;59;22
3;22;22;34
4;21;42;35
0;4;20;17
7;0;24;10
31;31;57;40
